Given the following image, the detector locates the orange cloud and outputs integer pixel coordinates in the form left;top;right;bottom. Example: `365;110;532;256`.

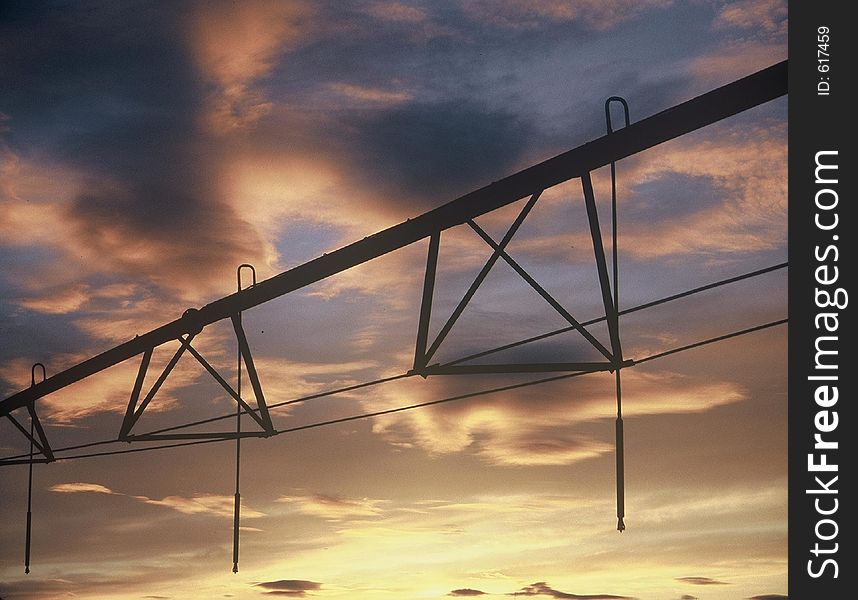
690;40;786;86
1;148;265;305
48;480;265;518
141;494;265;518
714;0;786;35
604;123;786;258
49;482;117;494
188;0;314;133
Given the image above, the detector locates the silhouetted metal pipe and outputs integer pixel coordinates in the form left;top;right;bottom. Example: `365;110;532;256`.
615;371;625;532
605;98;629;533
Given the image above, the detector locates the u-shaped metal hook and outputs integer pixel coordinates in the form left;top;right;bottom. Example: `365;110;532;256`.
605;96;630;134
31;363;46;388
237;264;257;293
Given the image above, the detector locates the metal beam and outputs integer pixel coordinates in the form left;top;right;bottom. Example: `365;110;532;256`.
0;60;787;417
422;361;633;375
125;431;272;441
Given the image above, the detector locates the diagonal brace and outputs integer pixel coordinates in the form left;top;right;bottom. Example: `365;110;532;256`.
176;337;269;432
6;413;46;455
231;314;274;434
118;336;195;439
424;191;542;363
25;403;53;462
581;172;623;363
467;220;614;362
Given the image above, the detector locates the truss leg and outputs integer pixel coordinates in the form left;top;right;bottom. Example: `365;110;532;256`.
231;315;273;433
120;348;152;439
581;172;622;363
413;232;440;372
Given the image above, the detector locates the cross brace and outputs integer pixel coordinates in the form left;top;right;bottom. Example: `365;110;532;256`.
118;316;274;442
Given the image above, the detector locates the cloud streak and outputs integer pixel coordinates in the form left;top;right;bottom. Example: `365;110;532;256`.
48;481;265;519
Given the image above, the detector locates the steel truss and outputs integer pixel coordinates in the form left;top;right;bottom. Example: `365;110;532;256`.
1;60;788;572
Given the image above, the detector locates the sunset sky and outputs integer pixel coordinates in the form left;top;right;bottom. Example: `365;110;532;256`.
1;1;788;599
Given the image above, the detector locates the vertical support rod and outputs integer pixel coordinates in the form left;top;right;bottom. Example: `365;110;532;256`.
414;232;440;371
615;370;625;531
605;98;629;533
25;410;34;574
233;315;241;573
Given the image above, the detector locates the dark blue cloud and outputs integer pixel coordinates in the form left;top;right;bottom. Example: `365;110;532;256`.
624;173;724;222
341;98;534;210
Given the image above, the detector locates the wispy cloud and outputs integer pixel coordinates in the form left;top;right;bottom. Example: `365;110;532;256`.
366;369;745;465
714;0;786;35
676;576;730;586
48;481;265;519
462;0;673;31
277;493;387;521
49;482;117;495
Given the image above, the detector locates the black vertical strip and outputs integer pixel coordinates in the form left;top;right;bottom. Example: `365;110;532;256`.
789;1;852;596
